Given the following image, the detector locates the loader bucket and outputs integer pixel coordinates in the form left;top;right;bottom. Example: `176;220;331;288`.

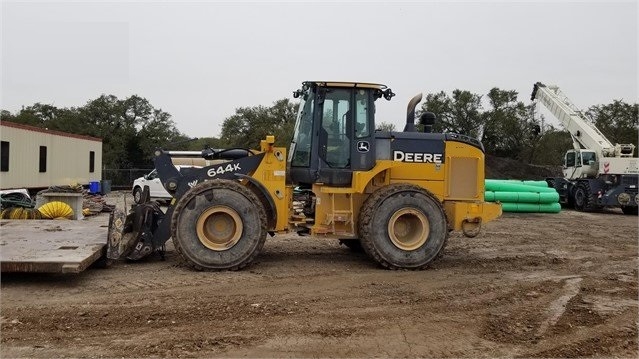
106;208;138;260
106;184;166;261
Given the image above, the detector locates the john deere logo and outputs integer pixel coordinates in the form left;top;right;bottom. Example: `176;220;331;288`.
357;141;370;153
393;150;442;163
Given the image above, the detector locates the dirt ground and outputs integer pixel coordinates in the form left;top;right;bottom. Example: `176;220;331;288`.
1;203;637;358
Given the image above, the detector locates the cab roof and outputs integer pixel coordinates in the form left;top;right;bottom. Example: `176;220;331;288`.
303;81;388;90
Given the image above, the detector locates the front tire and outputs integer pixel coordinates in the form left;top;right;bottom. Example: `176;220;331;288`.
621;206;638;215
171;179;267;271
359;184;448;270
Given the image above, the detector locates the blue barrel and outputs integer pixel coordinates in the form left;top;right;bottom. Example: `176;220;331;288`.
89;181;101;194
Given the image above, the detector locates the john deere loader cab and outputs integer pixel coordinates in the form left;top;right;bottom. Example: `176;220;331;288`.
289;81;394;187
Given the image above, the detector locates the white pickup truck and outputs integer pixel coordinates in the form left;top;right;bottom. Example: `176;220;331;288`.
132;165;200;203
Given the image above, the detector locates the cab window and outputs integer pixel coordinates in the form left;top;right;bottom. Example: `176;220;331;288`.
355;90;369;138
581;151;596;165
321;89;350;168
565;151;576;167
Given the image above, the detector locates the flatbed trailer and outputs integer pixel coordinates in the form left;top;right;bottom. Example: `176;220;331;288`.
0;219;108;274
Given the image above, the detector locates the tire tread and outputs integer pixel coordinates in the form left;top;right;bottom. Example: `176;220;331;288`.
359;184;448;270
170;179;267;271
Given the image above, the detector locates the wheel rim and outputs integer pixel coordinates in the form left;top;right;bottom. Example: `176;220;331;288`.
387;208;429;251
134;190;141;203
196;205;243;251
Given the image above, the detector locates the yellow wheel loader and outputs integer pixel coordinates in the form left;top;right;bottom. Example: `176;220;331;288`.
107;81;502;270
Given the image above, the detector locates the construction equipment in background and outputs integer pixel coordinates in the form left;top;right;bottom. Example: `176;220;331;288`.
531;82;639;214
108;81;502;270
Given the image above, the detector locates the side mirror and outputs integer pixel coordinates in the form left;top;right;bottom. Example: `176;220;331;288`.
143;175;149;180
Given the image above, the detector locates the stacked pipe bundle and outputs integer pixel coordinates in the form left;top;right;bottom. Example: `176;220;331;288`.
485;179;561;213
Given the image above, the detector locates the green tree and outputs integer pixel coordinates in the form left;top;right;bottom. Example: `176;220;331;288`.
376;121;396;132
9;103;75;129
530;127;573;165
136;108;185;164
585;100;638;152
0;110;13;121
1;95;184;169
220;99;298;149
182;137;225;151
78;95;140;169
482;88;540;160
421;90;484;138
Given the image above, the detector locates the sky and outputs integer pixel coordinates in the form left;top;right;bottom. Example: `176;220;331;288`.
1;1;637;138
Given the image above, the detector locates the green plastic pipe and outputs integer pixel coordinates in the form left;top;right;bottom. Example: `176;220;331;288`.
485;181;556;193
506;180;549;188
486;179;550;188
484;191;559;204
501;202;561;213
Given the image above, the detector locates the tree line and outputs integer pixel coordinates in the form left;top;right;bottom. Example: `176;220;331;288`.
420;88;638;165
1;95;187;170
1;88;636;174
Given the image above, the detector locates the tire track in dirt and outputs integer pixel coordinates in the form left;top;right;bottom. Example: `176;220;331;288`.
536;276;583;336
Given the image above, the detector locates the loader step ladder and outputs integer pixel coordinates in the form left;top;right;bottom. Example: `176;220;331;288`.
326;194;355;236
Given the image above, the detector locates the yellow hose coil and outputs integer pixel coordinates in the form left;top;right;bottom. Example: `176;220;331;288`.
38;201;74;219
10;207;23;219
0;207;42;219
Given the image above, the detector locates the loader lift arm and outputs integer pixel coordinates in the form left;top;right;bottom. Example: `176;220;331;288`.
108;150;266;260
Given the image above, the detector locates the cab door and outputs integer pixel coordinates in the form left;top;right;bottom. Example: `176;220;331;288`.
350;89;376;172
315;87;353;186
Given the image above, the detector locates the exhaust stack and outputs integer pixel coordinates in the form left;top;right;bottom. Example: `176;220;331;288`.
404;93;423;132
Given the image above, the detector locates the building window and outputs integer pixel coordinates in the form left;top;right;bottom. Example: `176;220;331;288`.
1;141;9;172
39;146;47;173
89;151;95;173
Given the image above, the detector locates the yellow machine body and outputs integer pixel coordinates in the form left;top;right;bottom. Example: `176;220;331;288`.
255;136;501;238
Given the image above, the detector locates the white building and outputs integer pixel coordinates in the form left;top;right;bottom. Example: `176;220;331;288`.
0;121;103;190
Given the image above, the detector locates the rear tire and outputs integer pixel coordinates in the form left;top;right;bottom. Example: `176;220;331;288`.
574;181;597;212
621;206;638;215
359;184;448;270
171;179;267;271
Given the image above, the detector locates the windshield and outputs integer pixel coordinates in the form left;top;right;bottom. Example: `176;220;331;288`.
289;90;315;167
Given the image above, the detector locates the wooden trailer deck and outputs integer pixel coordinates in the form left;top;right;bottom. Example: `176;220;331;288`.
0;218;108;274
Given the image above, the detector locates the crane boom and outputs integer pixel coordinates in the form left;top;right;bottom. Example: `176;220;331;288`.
530;82;621;156
530;82;638;214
